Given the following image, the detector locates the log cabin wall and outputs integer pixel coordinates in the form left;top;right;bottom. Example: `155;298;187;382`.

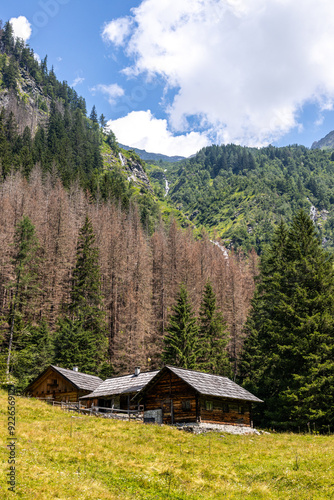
83;397;99;408
199;396;251;426
84;394;140;410
143;371;197;424
27;367;87;402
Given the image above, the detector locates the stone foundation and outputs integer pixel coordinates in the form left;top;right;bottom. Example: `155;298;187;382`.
175;422;261;435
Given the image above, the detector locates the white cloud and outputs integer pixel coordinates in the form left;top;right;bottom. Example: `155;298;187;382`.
9;16;31;42
34;53;41;64
71;77;85;88
102;17;133;46
106;110;209;156
315;115;324;127
103;0;334;146
90;83;125;104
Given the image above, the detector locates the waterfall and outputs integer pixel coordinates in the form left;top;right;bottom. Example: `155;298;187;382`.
163;169;170;196
118;152;126;166
164;178;170;197
310;205;316;222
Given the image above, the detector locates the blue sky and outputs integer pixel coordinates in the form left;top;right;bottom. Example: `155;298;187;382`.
3;0;334;156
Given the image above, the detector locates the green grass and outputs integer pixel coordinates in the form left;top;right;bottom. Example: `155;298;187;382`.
1;391;334;499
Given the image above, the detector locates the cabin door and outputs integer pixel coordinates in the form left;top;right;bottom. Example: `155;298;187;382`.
162;398;174;424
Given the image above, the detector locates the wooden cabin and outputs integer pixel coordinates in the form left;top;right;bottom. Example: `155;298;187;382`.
133;366;263;426
80;367;159;410
25;365;103;403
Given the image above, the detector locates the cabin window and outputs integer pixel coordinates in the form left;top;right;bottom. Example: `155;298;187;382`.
53;379;58;385
223;403;229;413
205;401;213;411
238;405;244;414
182;400;191;411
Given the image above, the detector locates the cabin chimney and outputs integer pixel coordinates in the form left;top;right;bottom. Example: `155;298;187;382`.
73;366;78;372
134;366;140;376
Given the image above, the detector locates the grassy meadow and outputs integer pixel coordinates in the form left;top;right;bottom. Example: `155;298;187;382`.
0;390;333;499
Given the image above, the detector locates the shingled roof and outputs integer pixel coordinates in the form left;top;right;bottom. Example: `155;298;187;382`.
25;365;103;393
80;370;159;399
49;366;103;391
134;366;263;403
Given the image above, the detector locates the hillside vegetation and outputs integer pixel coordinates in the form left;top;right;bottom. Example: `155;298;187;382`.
0;392;334;499
0;20;163;233
163;144;334;252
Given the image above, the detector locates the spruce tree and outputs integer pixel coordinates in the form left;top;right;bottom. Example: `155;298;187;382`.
54;216;108;374
240;211;334;431
99;113;107;128
198;280;230;376
3;59;18;90
1;21;15;54
5;216;41;381
11;320;53;391
162;284;200;369
89;105;98;124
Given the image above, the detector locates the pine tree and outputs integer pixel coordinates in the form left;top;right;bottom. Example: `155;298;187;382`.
106;130;119;153
99;113;107;128
54;317;98;373
3;59;18;89
54;216;108;374
89;105;98;124
162;284;200;369
41;55;48;76
11;320;53;391
1;21;15;54
70;216;103;318
240;211;334;431
198;280;230;376
5;216;41;381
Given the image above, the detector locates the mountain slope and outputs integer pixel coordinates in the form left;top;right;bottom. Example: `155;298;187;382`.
164;144;334;252
311;130;334;150
0;22;169;233
118;143;185;163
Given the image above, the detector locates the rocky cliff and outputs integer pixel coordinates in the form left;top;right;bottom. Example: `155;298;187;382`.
311;130;334;150
0;66;53;136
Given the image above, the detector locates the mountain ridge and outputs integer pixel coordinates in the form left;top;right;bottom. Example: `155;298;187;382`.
118;143;186;163
311;130;334;150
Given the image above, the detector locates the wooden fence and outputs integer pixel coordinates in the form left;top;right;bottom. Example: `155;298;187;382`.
37;398;144;420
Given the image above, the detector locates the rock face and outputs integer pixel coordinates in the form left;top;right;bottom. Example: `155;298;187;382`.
102;150;153;193
119;152;153;193
0;68;52;136
0;88;48;136
311;130;334;150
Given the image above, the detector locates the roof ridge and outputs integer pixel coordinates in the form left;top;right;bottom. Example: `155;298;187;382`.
101;369;159;382
51;365;102;379
164;366;262;403
167;365;229;379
